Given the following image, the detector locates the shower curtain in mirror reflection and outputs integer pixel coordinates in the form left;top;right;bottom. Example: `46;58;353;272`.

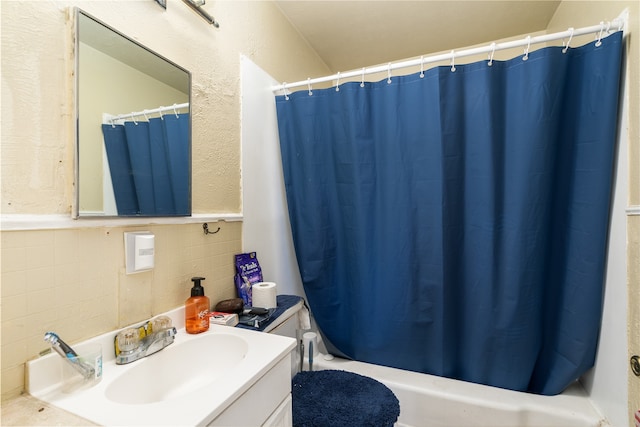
276;32;623;395
101;114;189;216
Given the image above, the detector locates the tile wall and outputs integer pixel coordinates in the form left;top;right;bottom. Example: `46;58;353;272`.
0;221;241;400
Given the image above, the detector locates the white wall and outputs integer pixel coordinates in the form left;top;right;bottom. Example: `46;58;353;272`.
579;48;630;427
240;56;305;298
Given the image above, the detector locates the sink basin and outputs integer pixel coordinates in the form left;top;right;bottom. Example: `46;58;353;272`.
26;306;296;426
105;333;248;404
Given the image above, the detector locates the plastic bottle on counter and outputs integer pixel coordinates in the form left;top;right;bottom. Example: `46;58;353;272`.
185;277;210;334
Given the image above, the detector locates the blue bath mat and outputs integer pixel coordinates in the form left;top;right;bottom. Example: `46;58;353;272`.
292;369;400;427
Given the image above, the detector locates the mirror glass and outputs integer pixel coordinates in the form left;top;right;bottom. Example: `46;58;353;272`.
76;9;191;217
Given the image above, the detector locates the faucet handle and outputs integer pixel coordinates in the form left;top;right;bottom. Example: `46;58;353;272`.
116;328;140;353
149;315;172;333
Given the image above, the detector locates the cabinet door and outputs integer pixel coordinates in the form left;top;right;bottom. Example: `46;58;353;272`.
208;357;290;426
262;394;292;427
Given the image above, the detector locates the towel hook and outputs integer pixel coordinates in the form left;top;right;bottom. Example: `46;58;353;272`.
307;78;313;96
450;50;456;72
387;63;392;84
202;223;220;235
360;67;366;88
595;21;605;47
562;28;574;53
420;56;425;78
487;42;496;66
523;36;531;61
335;72;341;92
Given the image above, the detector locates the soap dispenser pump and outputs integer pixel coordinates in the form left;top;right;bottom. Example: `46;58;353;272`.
185;276;210;334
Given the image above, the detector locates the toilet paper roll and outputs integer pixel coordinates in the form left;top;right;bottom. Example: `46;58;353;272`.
252;282;277;308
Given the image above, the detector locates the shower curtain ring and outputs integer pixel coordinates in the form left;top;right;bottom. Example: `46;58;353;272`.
159;107;164;120
282;82;290;100
450;50;456;72
563;28;574;53
360;67;366;88
335;72;341;92
488;42;496;66
173;104;179;118
307;78;313;96
595;21;605;47
420;56;425;78
130;113;138;125
387;63;392;84
523;36;531;61
143;110;150;122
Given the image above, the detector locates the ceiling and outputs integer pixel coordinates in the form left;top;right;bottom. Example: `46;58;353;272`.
274;1;562;73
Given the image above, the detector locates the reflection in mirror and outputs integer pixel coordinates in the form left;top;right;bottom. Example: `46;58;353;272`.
76;9;191;217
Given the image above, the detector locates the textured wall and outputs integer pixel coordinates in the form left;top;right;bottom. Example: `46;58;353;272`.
0;0;329;401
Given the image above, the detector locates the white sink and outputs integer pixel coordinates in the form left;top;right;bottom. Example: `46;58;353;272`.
105;333;248;405
27;307;296;426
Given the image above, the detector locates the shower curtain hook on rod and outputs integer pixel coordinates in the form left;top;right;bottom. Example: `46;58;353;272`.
523;36;531;61
488;42;496;66
450;50;456;72
336;72;341;92
360;68;366;88
307;78;313;96
131;113;138;125
282;83;290;100
387;63;392;84
595;21;605;46
563;28;574;53
420;56;425;78
173;104;179;118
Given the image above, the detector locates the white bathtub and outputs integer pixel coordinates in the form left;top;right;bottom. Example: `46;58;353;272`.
310;355;609;427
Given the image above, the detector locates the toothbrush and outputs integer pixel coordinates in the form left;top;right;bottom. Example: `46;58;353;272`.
44;332;78;358
44;332;95;379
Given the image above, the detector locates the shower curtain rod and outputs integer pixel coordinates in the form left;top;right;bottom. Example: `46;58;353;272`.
103;102;189;123
272;16;626;93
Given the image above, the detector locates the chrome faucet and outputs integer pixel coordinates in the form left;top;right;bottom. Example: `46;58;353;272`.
115;316;177;365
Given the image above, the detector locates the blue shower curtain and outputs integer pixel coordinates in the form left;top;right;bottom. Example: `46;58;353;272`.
276;32;623;395
101;114;190;216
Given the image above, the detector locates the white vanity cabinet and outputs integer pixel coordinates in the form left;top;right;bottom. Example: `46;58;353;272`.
207;353;293;426
27;307;297;427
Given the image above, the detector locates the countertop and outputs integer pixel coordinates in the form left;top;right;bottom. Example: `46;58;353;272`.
5;297;304;426
2;393;97;426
